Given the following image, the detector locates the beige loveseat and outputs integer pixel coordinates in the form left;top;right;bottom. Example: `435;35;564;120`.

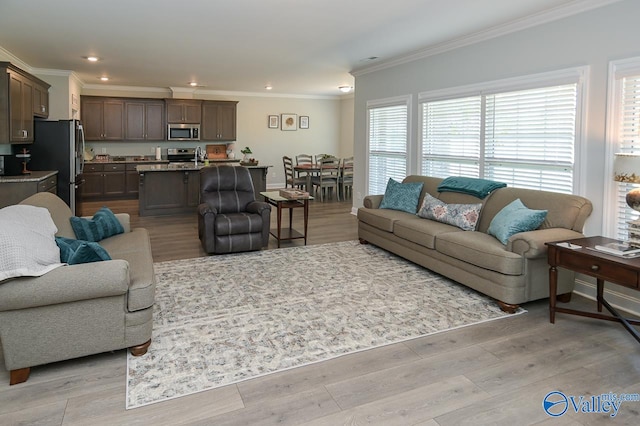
358;176;593;312
0;192;155;385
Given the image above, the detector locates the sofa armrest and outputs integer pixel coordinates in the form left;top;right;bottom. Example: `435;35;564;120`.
507;228;585;258
0;260;130;311
364;195;384;209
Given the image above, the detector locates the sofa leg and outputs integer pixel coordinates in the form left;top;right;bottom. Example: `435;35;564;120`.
359;238;368;244
556;292;573;303
10;367;30;385
497;301;519;314
129;339;151;357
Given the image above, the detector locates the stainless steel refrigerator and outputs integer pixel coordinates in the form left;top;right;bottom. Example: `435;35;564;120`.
28;119;85;215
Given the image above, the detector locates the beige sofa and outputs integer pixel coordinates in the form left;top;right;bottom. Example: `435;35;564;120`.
0;192;155;385
358;175;593;312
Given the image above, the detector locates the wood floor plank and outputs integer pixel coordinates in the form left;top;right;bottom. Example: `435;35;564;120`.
0;400;66;426
324;345;501;410
301;375;490;426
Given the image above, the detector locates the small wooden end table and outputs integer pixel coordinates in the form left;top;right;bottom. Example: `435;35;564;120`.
547;236;640;343
260;191;313;248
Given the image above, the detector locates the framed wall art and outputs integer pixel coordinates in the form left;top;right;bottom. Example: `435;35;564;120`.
281;113;297;131
268;115;279;129
299;116;309;129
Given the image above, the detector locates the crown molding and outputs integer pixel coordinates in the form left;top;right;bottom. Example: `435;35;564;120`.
0;46;32;72
351;0;623;77
194;88;340;100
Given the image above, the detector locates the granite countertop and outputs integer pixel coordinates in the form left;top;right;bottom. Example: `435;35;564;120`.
137;163;271;172
0;170;58;183
85;156;169;164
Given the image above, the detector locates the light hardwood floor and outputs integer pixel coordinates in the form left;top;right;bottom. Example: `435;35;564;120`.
1;198;639;425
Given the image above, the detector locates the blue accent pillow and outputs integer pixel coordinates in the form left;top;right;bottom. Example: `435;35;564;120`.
379;178;424;214
488;199;548;245
55;236;112;264
70;207;124;242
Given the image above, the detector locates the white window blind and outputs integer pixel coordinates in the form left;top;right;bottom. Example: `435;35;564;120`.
421;96;481;178
614;74;640;238
368;103;408;194
420;82;578;194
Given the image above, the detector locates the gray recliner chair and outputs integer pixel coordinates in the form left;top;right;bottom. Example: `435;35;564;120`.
198;166;271;254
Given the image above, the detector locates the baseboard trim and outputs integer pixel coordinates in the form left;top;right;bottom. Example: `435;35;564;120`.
573;278;640;317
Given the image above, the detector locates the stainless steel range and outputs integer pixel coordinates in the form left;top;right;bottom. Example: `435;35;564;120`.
167;148;196;162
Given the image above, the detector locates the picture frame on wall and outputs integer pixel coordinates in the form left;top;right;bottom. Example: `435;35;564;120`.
299;116;309;129
268;115;279;129
281;113;298;131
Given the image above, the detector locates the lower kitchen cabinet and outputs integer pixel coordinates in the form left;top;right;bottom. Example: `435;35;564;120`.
0;171;57;208
81;163;126;200
138;169;199;216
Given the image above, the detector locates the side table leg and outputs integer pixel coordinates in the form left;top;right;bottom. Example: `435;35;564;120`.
549;265;557;323
597;278;604;312
276;201;282;248
303;199;309;245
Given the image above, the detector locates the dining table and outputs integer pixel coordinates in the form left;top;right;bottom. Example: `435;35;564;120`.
293;161;353;199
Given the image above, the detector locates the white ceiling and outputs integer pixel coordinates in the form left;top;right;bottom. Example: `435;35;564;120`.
0;0;617;97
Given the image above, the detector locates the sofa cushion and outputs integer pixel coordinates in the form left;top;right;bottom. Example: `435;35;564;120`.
358;207;415;232
99;229;155;312
417;194;482;231
488;199;547;245
70;207;124;242
0;205;64;281
394;216;462;249
379;178;424;214
436;231;524;275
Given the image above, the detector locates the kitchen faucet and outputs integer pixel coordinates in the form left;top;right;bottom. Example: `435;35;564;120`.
194;146;203;167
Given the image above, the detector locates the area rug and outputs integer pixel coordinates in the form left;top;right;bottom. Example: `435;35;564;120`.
126;240;524;408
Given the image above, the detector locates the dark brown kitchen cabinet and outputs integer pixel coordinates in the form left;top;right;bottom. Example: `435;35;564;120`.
166;99;202;124
33;83;49;118
81;96;125;141
80;163;126;199
201;101;237;141
0;62;49;144
125;100;165;141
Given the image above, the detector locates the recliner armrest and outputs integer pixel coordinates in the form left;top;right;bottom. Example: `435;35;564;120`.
246;201;271;214
507;228;585;258
198;203;218;216
0;260;130;311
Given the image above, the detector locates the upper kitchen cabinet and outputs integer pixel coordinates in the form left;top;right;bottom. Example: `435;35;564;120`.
81;96;125;141
33;82;49;118
0;62;50;144
125;99;165;141
201;101;237;141
166;99;202;124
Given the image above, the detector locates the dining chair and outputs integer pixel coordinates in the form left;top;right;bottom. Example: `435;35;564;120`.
311;156;340;202
295;154;313;166
283;156;306;189
314;154;329;163
340;156;354;199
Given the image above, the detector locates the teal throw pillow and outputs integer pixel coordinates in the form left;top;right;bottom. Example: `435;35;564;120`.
70;207;124;242
488;199;548;245
55;236;111;265
379;178;424;214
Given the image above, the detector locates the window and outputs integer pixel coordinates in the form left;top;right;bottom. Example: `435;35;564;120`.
420;68;585;194
607;58;640;238
367;96;411;194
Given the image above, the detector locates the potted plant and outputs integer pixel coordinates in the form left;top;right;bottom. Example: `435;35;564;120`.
240;147;257;165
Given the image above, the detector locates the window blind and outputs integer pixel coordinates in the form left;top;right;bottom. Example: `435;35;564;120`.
368;103;408;194
420;82;578;194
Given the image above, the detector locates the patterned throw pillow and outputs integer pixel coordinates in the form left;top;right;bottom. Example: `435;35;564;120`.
488;198;548;245
70;207;124;242
417;194;482;231
379;178;424;214
55;236;112;264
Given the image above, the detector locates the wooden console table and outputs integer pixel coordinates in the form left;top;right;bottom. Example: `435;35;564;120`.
547;236;640;343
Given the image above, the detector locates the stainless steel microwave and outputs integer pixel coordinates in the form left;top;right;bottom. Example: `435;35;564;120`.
167;123;200;141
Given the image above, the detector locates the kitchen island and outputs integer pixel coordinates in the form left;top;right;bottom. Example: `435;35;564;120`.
137;163;271;216
0;171;58;208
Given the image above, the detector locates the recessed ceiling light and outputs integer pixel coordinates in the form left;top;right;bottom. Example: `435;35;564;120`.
83;56;100;62
265;85;273;90
100;76;109;81
189;81;198;87
338;86;353;93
